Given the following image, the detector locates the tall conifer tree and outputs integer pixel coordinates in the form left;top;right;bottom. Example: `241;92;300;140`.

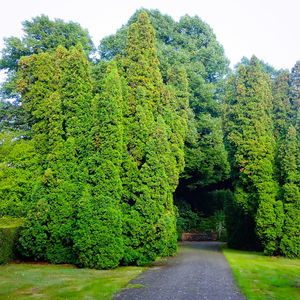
121;11;178;265
74;60;124;268
279;125;300;257
224;57;283;253
162;66;189;190
18;45;93;264
75;61;123;269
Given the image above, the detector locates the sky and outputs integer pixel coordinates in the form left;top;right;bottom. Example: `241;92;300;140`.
0;0;300;83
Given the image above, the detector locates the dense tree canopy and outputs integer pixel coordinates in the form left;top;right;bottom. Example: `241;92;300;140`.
99;9;230;190
224;57;299;256
0;9;299;267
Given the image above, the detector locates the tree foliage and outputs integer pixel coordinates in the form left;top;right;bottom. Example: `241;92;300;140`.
120;11;178;265
99;9;230;190
279;126;300;257
0;10;299;263
0;131;37;217
18;45;93;264
0;15;95;132
224;57;283;254
74;61;124;268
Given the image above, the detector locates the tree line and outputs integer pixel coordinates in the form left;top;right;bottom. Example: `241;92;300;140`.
0;9;299;268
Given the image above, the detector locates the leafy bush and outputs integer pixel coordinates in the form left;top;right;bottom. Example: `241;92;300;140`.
0;132;37;217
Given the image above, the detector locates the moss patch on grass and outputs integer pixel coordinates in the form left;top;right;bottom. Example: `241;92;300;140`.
0;263;145;299
223;247;300;300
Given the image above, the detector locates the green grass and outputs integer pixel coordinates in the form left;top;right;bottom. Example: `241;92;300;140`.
0;263;145;299
223;247;300;300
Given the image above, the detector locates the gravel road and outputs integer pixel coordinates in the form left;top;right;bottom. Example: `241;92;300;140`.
114;242;246;300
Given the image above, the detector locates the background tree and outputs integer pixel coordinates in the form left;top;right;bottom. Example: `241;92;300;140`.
290;61;300;141
235;56;283;81
0;15;95;131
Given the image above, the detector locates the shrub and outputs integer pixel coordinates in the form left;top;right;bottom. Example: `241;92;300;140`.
0;218;24;264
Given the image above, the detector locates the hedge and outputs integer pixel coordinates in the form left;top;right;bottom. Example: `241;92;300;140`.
0;218;24;264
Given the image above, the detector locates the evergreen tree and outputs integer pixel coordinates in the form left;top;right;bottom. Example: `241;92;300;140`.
73;60;124;269
0;131;37;217
290;62;300;140
162;66;189;190
18;45;93;264
121;11;177;265
224;57;283;254
279;125;300;257
271;71;293;192
272;71;292;140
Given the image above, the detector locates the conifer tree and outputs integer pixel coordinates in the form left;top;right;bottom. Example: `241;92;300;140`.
224;57;283;253
73;60;124;269
279;125;300;257
162;66;189;190
18;45;93;264
121;11;178;265
272;71;292;140
291;62;300;141
272;71;293;187
0;131;37;217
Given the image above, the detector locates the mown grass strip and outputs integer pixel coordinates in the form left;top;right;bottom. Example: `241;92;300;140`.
0;264;145;299
223;247;300;300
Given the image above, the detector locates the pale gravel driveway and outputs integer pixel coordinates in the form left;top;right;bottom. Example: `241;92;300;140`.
114;241;246;300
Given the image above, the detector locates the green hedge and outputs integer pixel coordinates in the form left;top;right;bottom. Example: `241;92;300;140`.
0;218;24;264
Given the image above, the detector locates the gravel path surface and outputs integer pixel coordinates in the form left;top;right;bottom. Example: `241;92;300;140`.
114;242;246;300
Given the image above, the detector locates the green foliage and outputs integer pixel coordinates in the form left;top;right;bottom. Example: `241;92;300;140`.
290;61;300;142
0;15;95;131
176;200;226;241
120;11;178;265
271;62;300;258
99;9;230;190
176;201;201;239
183;113;230;189
0;218;23;264
224;190;259;249
235;56;283;81
224;57;280;253
74;61;124;269
1;8;298;264
279;126;300;257
0;132;37;217
18;45;93;265
13;11;186;268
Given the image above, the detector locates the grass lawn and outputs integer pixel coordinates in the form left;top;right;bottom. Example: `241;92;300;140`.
0;263;145;299
223;247;300;300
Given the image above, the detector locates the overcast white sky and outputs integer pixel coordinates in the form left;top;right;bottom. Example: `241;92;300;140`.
0;0;299;81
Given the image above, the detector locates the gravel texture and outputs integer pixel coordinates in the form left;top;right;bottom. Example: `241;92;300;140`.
114;241;246;300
